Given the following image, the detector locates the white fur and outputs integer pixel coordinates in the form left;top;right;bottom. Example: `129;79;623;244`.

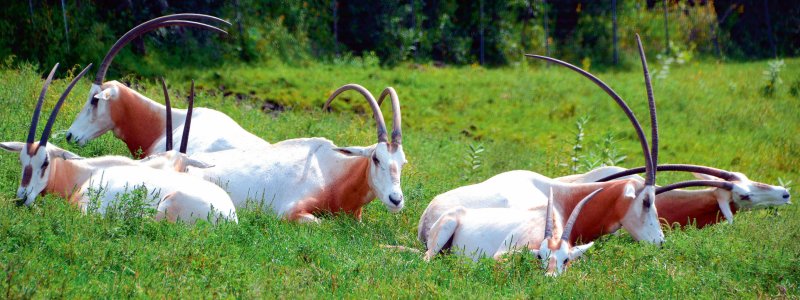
417;170;665;246
1;142;237;224
185;137;407;222
422;204;593;276
67;81;268;155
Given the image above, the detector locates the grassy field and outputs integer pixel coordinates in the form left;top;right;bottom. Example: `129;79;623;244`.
0;57;798;298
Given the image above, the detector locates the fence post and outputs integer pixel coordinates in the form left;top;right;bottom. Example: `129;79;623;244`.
542;0;550;66
61;0;70;52
333;0;339;56
28;0;35;27
763;0;777;58
663;0;669;54
480;0;485;65
612;0;618;65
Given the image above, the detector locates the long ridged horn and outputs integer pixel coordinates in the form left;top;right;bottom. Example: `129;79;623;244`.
636;34;658;183
377;87;402;144
561;188;604;242
160;77;173;151
543;188;555;239
29;64;59;145
179;80;195;154
596;164;739;182
656;180;734;195
40;64;93;147
94;14;230;85
324;84;389;143
524;54;654;187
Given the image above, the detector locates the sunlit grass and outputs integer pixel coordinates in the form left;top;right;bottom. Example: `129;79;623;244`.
0;58;798;297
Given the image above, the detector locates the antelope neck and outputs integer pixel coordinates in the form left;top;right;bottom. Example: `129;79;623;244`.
655;188;735;228
45;157;91;205
555;181;633;244
109;85;185;158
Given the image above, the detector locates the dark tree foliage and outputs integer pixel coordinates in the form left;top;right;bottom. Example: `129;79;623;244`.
0;0;796;74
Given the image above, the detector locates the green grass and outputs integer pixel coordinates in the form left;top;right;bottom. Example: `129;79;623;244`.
0;58;798;298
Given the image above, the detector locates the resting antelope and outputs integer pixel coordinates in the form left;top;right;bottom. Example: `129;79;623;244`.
419;35;665;246
65;14;269;157
557;164;791;228
177;84;405;223
424;188;603;276
2;64;236;224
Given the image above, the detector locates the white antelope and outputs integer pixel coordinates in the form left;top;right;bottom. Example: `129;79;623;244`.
177;84;406;223
2;64;237;224
65;14;268;157
419;35;665;246
425;188;602;276
557;164;791;228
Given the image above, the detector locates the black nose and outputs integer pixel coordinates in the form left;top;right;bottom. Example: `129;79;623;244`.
15;197;25;207
389;195;403;206
784;192;791;200
66;133;73;142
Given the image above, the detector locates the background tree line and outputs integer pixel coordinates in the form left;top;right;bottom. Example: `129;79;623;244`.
0;0;797;77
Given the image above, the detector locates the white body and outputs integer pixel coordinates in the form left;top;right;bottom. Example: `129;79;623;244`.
185;137;406;222
67;82;269;156
426;206;551;261
418;170;663;246
1;142;237;224
78;166;237;223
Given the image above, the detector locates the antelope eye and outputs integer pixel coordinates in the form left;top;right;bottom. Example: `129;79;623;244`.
563;258;569;264
90;97;99;106
741;194;751;201
372;156;379;165
41;158;49;171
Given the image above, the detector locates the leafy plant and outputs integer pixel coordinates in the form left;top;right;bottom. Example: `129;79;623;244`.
762;59;785;97
561;116;590;173
461;143;485;181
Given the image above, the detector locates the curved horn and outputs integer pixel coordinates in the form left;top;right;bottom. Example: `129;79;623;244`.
561;188;604;242
543;188;555;239
160;77;173;151
636;34;658;182
179;80;195;154
40;64;93;146
596;164;739;182
29;64;59;144
324;84;389;143
525;54;654;187
94;14;230;85
378;87;402;144
656;180;734;195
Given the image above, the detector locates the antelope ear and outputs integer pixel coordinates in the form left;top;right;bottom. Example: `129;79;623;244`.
184;158;214;169
94;85;119;101
333;146;372;157
569;242;594;260
0;142;24;153
52;148;82;160
692;172;720;181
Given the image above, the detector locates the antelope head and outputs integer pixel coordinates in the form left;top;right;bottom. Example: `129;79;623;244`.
324;84;407;212
526;34;664;245
535;188;600;276
1;64;92;206
66;14;229;146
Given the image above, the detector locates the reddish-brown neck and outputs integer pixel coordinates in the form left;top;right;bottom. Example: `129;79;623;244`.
109;85;166;158
655;189;734;228
555;180;634;244
292;157;374;219
45;158;89;205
